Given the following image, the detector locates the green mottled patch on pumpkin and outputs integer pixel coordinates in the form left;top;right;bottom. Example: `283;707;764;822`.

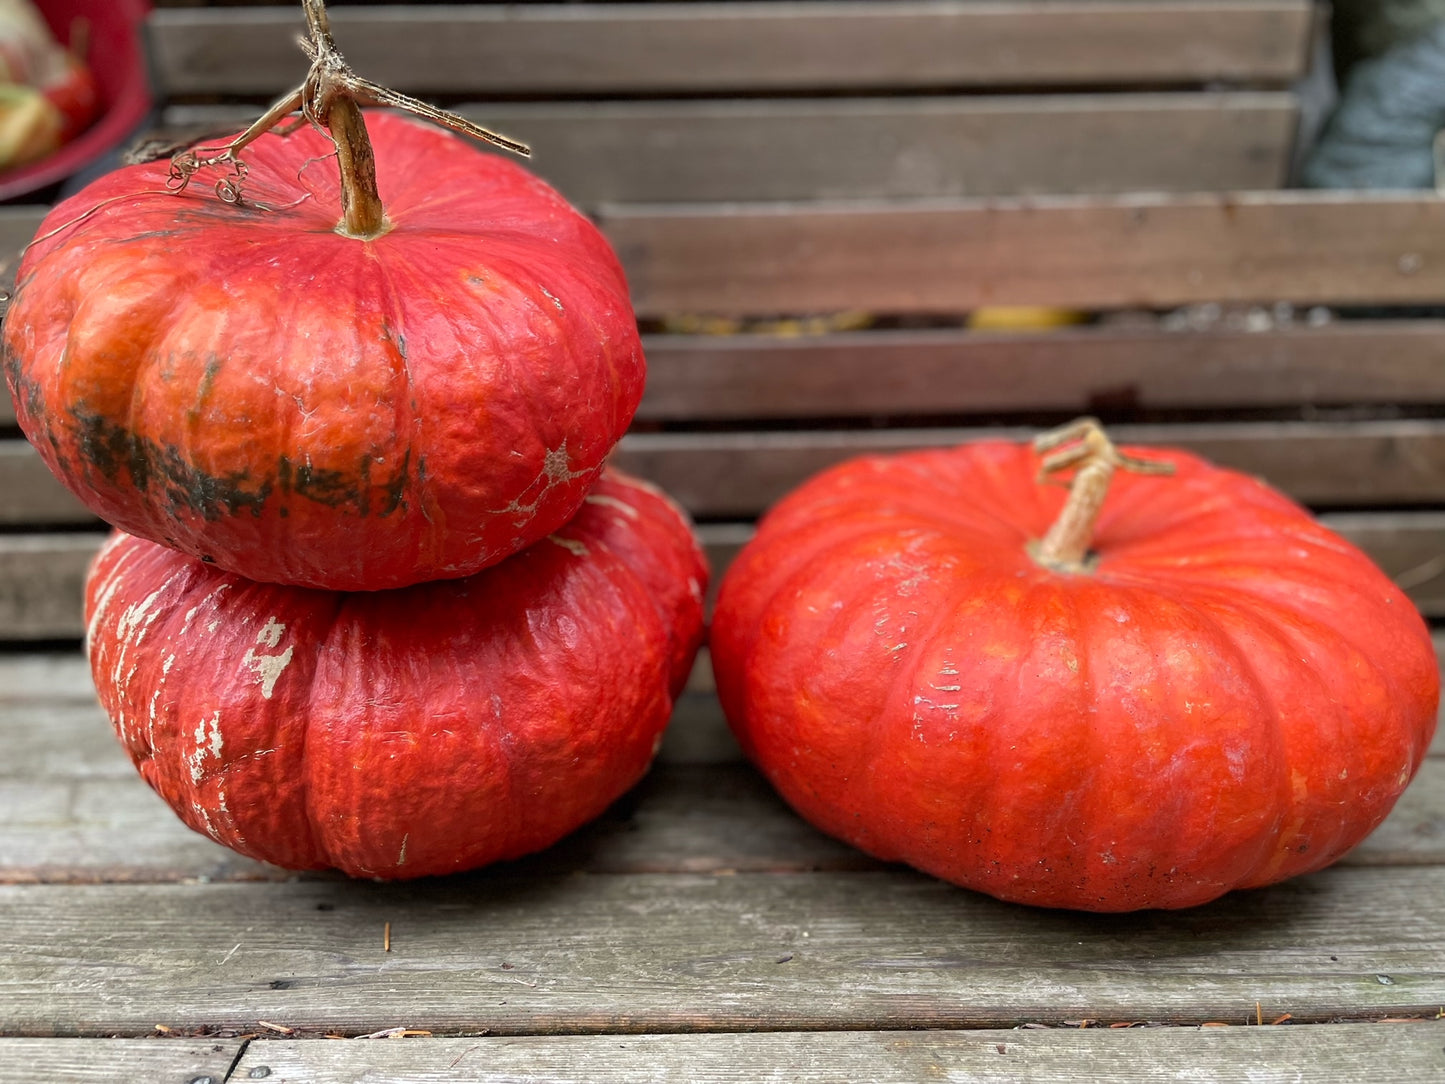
277;454;353;510
276;450;410;517
193;355;223;409
69;406;272;520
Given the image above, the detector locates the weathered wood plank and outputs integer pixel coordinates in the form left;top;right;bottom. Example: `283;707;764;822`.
149;2;1315;97
3;746;1443;885
10;421;1445;532
164;93;1298;203
17;320;1445;431
612;420;1445;517
4;866;1444;1035
1324;513;1445;621
227;1026;1445;1084
695;515;1445;621
0;205;45;266
637;322;1445;422
0;444;93;526
602;193;1445;316
0;633;1439;882
0;761;876;885
0;534;101;639
0;653;95;702
5;510;1445;645
0;1038;242;1084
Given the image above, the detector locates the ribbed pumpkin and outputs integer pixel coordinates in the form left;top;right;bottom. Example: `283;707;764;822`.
710;420;1439;911
85;471;707;879
5;8;643;590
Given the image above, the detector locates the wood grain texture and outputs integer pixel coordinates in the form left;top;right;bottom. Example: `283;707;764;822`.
20;319;1442;430
165;93;1298;203
3;866;1444;1036
148;2;1315;97
0;204;45;267
9;421;1445;530
1;637;1440;883
636;322;1445;421
0;1038;242;1084
0;444;93;526
5;512;1445;645
0;534;102;639
612;420;1445;518
602;193;1445;316
227;1025;1445;1084
2;741;1443;885
0;654;95;703
1323;513;1445;621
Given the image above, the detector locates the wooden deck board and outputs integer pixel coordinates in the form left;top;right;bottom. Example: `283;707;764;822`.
2;747;1443;886
0;0;1425;1069
11;419;1445;536
219;1025;1445;1084
614;420;1445;517
7;509;1445;640
10;193;1445;318
163;93;1299;203
6;1025;1439;1084
12;322;1445;430
0;1038;242;1084
2;866;1444;1036
602;193;1445;315
148;2;1315;97
0;649;1440;883
635;323;1445;422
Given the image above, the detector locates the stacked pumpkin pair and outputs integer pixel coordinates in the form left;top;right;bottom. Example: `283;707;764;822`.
2;24;705;879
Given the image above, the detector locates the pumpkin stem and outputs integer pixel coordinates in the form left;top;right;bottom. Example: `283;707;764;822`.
165;0;530;239
298;0;384;238
1028;417;1173;574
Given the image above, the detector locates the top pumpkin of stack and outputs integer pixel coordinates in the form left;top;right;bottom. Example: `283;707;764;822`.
2;0;644;591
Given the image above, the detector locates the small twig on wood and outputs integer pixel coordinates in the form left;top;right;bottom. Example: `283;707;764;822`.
1393;553;1445;591
356;1026;433;1039
1256;1001;1263;1026
384;921;391;953
448;1043;485;1069
1271;1013;1292;1026
257;1020;295;1035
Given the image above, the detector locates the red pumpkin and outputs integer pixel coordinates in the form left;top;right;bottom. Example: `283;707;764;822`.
710;421;1439;911
6;107;643;590
84;470;706;879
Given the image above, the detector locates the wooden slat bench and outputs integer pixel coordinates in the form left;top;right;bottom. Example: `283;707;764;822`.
6;1;1445;1079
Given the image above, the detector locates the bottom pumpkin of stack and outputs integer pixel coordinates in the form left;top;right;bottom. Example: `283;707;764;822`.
83;470;707;880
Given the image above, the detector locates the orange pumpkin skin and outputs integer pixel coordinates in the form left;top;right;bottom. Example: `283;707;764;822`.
710;441;1439;911
84;471;706;879
6;110;644;590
